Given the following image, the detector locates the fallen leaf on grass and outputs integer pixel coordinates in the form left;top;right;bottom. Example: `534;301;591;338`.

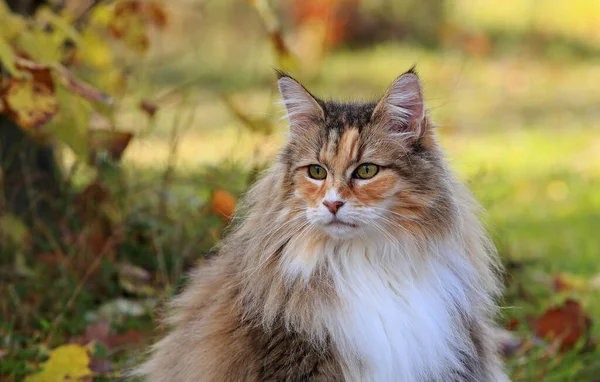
72;321;147;352
551;272;589;292
505;318;520;331
24;344;92;382
72;321;111;348
211;189;236;221
105;329;147;350
534;298;592;351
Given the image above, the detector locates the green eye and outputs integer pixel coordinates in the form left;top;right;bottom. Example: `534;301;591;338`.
354;163;379;179
308;165;327;180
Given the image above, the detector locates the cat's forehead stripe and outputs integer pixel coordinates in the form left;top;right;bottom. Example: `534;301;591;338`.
338;128;360;164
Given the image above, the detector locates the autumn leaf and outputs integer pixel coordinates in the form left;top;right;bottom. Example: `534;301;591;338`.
1;60;58;130
534;299;592;351
89;129;134;162
105;328;148;350
551;272;589;292
109;0;150;54
140;99;158;117
24;344;92;382
72;321;111;347
211;189;236;221
145;1;169;29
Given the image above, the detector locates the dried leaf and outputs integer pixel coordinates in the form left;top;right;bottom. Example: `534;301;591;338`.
145;1;168;29
73;321;148;353
105;329;147;350
534;299;592;351
551;272;589;292
1;60;58;130
211;189;236;221
140;99;158;117
505;318;520;331
24;344;92;382
109;0;150;54
72;321;111;347
89;129;134;162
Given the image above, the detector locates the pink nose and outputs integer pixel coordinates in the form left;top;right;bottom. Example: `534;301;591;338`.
323;200;344;214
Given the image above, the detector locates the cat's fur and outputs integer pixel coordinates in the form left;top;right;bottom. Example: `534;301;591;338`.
137;69;508;381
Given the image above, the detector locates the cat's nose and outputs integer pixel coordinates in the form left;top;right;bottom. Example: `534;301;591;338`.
323;200;344;214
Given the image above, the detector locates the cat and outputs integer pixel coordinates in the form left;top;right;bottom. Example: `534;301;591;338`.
136;68;508;382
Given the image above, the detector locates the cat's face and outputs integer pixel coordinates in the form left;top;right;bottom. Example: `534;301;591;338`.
278;70;450;239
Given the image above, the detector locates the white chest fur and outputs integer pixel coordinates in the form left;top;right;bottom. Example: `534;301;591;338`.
281;238;476;382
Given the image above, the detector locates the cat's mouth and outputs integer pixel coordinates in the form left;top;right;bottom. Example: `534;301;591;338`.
326;218;357;228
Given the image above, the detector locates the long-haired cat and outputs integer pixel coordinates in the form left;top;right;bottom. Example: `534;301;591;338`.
137;68;508;381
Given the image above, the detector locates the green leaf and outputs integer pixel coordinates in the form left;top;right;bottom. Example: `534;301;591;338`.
0;36;23;77
15;29;63;65
50;85;90;158
36;7;83;46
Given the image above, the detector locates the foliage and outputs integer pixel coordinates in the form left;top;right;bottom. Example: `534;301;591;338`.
0;0;166;159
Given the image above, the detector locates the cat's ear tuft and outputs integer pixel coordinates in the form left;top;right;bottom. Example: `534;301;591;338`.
277;74;324;135
373;71;425;142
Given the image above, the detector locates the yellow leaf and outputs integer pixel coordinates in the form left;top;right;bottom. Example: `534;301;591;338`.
88;3;115;27
24;344;92;382
79;29;114;69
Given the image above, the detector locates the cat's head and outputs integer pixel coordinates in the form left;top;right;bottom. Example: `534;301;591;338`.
277;69;452;240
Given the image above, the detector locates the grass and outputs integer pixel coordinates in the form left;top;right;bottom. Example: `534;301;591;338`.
2;1;600;379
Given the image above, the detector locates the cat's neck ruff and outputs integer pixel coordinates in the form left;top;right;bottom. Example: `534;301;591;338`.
279;233;479;382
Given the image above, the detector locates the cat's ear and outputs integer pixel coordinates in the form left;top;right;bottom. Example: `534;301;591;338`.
373;69;425;142
277;71;324;135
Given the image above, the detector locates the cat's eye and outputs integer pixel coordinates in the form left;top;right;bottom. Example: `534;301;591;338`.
308;165;327;180
353;163;379;179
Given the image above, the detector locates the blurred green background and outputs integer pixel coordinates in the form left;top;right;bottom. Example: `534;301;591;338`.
1;0;599;380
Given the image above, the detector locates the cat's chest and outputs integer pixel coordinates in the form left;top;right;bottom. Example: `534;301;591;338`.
327;261;471;382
